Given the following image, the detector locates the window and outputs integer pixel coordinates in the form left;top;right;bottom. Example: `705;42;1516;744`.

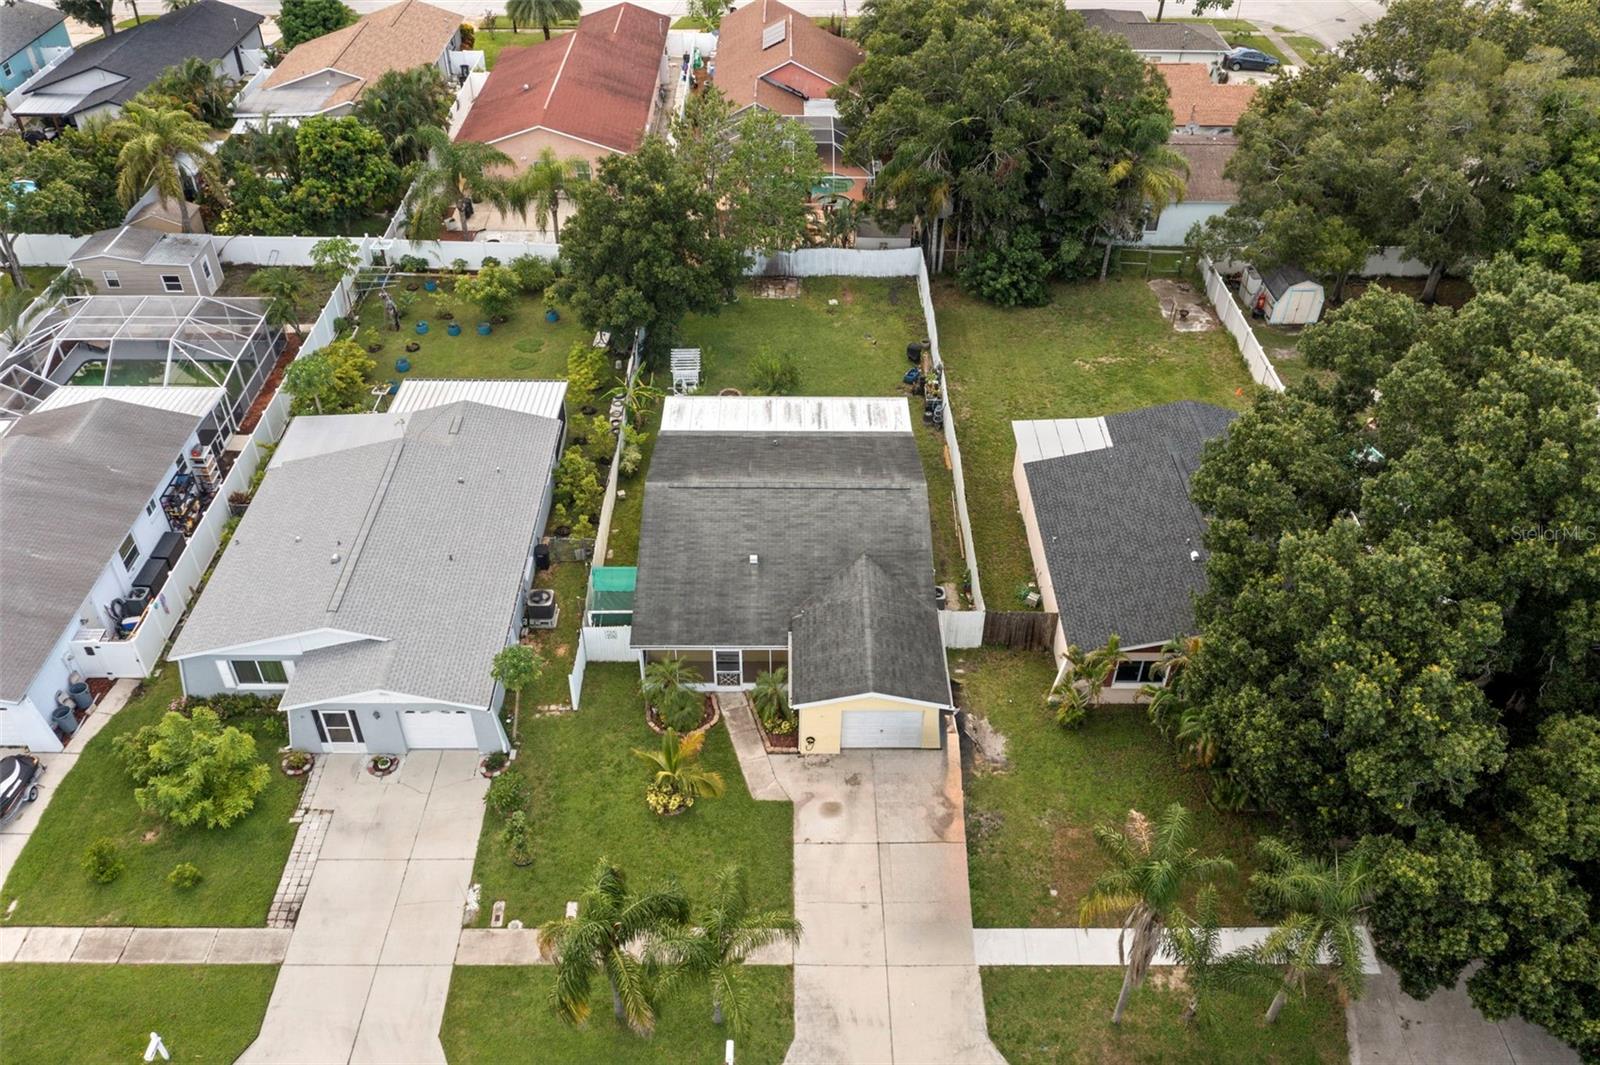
103;270;121;289
145;498;158;516
2;61;13;79
313;709;363;745
1143;209;1161;233
231;659;290;686
161;275;183;293
201;259;212;279
119;533;140;570
1112;659;1166;686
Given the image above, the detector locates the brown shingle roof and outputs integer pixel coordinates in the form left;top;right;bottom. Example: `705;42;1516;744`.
454;2;667;152
1169;134;1239;202
260;0;461;112
711;0;862;115
1157;63;1257;129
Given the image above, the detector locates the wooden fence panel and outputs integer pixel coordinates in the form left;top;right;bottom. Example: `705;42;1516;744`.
982;611;1059;651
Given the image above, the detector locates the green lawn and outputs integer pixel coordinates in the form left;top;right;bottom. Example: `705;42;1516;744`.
215;264;339;315
522;559;589;708
0;964;278;1063
473;19;577;68
982;967;1348;1065
601;401;660;566
443;965;793;1064
353;285;589;384
933;278;1253;606
955;648;1268;927
1284;34;1329;60
1176;18;1288;64
469;663;793;929
1;266;59;295
0;670;305;927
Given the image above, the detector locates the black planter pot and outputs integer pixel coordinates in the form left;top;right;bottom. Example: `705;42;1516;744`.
580;405;597;416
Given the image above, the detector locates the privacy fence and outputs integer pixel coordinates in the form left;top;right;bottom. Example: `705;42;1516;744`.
1200;256;1286;393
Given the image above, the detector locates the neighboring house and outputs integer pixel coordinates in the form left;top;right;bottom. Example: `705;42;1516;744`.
1079;9;1230;64
0;387;236;751
169;381;568;756
233;0;465;129
1134;133;1238;247
68;227;223;297
5;0;263;127
0;0;69;95
1156;62;1256;135
1012;401;1236;701
1240;265;1325;324
631;396;951;753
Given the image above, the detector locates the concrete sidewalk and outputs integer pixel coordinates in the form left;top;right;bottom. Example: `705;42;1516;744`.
973;926;1381;972
0;926;289;964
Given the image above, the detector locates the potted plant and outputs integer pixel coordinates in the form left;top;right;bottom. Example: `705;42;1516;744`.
367;754;400;777
633;729;725;816
228;491;251;517
280;750;314;777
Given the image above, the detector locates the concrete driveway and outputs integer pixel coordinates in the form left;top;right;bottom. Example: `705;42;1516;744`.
773;743;1004;1065
1349;963;1579;1065
239;750;488;1065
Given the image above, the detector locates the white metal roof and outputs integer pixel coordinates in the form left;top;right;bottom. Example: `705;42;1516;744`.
31;384;225;418
270;412;408;468
1012;417;1113;464
660;395;912;434
390;378;568;421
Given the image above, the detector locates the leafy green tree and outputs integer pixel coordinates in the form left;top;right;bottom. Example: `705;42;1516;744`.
684;0;732;30
112;102;219;234
353;66;453;165
491;643;544;736
1512;130;1600;281
537;860;690;1034
553;446;602;521
282;339;375;414
564;340;606;400
506;0;579;39
112;707;271;829
292;117;401;230
1249;839;1373;1024
55;0;116;36
633;729;726;810
277;0;356;49
309;237;360;285
402;126;514;239
282;351;336;413
455;263;520;321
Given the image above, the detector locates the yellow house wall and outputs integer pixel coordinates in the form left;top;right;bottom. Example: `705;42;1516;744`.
796;694;942;754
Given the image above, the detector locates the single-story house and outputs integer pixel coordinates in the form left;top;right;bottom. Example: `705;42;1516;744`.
1079;9;1229;64
1241;265;1325;324
453;1;669;237
631;396;951;753
1134;134;1238;247
1013;401;1236;701
169;381;567;755
0;0;69;95
1156;62;1256;135
68;227;222;297
233;0;466;129
0;387;236;750
5;0;263;127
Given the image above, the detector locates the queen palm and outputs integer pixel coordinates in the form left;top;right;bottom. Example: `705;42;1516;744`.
113;102;219;235
507;0;581;39
509;147;584;240
248;266;312;339
653;865;802;1032
403;126;515;240
538;860;690;1035
1162;883;1261;1024
1251;839;1373;1024
1080;803;1234;1025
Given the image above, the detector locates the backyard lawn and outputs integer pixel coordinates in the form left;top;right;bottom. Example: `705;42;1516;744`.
352;285;590;384
0;963;277;1063
443;965;794;1065
983;967;1348;1065
520;559;589;708
1;266;60;294
955;648;1268;927
215;264;339;317
934;278;1253;606
467;663;793;929
0;669;305;927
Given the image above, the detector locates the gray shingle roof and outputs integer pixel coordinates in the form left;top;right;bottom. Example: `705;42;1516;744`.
1079;9;1229;52
170;401;562;709
1;0;65;62
1023;401;1236;650
632;431;940;657
1263;265;1316;298
790;554;950;707
70;227;207;266
0;399;196;703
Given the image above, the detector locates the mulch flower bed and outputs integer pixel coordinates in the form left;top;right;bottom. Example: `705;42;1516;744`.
645;695;720;736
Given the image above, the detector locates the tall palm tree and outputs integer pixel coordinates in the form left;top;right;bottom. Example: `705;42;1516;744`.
1162;883;1262;1024
632;729;726;803
0;286;36;349
507;0;581;39
1080;803;1235;1025
817;197;858;249
112;102;219;234
653;865;802;1031
509;147;583;240
537;860;690;1034
354;66;451;165
402;126;514;240
1251;839;1373;1024
248;266;312;339
149;56;238;128
1099;142;1190;279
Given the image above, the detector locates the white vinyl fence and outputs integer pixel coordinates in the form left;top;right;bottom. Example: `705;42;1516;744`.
582;626;636;662
1200;256;1285;393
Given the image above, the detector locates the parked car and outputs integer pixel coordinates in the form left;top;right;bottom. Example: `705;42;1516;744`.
0;754;44;828
1222;46;1281;71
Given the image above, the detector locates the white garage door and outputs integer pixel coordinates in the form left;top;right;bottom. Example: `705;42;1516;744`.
400;709;478;749
839;710;926;749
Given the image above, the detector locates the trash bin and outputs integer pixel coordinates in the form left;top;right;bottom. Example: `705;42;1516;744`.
51;704;80;735
68;681;92;710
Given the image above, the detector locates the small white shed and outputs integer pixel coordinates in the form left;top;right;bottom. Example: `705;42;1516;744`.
1241;265;1325;325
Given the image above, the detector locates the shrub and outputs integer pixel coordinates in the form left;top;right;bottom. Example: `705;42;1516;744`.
480;255;501;268
500;811;533;865
397;254;430;273
619;443;643;477
959;227;1052;307
82;838;124;884
750;347;799;394
584;413;615;462
570;513;596;540
457;21;475;47
659;688;705;732
485;771;527;818
508;254;556;295
332;315;351;336
752;668;793;733
554;447;603;520
645;781;692;815
451;257;470;273
565;340;607;399
455;263;519;321
482;749;509;774
168;862;203;889
283;750;312;772
113;707;272;829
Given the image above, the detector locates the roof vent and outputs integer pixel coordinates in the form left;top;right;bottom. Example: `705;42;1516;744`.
1189;549;1201;562
749;554;759;565
521;83;530;92
330;552;341;564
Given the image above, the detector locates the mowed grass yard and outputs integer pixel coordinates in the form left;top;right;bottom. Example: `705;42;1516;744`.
0;964;277;1064
955;648;1268;927
468;663;793;930
0;670;305;927
443;966;793;1065
983;967;1347;1065
934;278;1253;606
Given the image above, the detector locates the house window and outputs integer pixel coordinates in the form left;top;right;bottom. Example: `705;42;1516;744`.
146;498;158;516
119;533;140;570
313;708;363;745
161;275;183;293
1143;210;1161;233
2;61;13;79
1112;659;1165;686
103;270;121;289
201;259;212;279
231;659;290;686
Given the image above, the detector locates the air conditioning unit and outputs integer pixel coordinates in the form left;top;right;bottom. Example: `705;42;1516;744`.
524;588;558;630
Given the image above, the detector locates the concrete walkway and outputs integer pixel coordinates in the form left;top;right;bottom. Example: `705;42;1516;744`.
238;750;488;1065
973;926;1381;972
1349;963;1578;1065
0;926;289;964
719;693;788;801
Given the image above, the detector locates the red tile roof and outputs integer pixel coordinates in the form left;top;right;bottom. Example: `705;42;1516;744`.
712;0;863;115
454;1;667;152
1156;63;1257;129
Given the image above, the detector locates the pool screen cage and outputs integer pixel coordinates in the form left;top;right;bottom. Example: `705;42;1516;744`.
0;295;283;432
586;566;636;626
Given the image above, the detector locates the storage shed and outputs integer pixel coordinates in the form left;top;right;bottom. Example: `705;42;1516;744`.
68;227;222;297
1241;264;1325;325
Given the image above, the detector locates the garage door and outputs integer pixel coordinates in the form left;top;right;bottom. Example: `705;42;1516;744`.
400;709;478;749
839;710;926;749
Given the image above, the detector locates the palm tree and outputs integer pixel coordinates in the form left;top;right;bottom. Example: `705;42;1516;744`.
749;668;792;733
1162;883;1262;1024
508;147;583;240
632;729;726;803
1099;143;1190;280
640;657;702;711
815;197;858;249
653;865;802;1031
1046;636;1125;727
1251;839;1373;1024
1080;804;1235;1025
606;376;664;430
354;66;451;165
0;286;36;349
248;266;312;339
537;860;690;1035
507;0;581;39
149;56;238;128
112;102;219;235
402;126;514;240
43;268;93;301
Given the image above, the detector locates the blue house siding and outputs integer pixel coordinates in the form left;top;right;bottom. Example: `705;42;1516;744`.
1;21;71;93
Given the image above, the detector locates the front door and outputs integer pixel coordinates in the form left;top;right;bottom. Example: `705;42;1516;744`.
714;650;743;689
314;708;365;752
